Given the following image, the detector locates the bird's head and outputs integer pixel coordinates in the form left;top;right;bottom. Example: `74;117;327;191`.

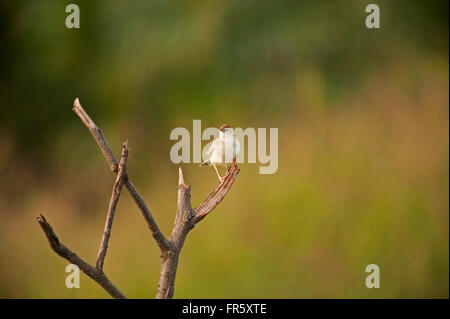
219;124;233;136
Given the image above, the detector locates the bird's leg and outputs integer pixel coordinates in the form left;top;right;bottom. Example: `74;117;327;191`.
213;163;223;183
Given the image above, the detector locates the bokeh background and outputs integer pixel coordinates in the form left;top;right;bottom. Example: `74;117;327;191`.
0;0;448;298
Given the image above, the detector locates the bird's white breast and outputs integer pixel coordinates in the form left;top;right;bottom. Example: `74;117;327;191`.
209;135;240;164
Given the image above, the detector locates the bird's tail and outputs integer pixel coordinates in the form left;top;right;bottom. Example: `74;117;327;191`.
200;160;211;167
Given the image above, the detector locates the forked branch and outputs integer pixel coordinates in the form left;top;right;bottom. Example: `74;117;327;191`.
72;98;171;252
37;140;129;298
37;214;126;299
37;98;240;299
156;163;240;298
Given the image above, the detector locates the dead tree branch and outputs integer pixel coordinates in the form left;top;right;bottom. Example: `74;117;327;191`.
96;141;128;270
72;98;171;252
156;164;240;298
37;98;240;299
37;141;129;298
194;160;240;223
37;214;126;299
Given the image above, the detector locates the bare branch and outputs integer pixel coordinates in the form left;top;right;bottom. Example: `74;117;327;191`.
156;164;240;298
36;215;126;299
72;98;119;173
96;141;129;270
39;98;241;299
156;169;193;299
72;98;171;252
124;180;172;251
194;162;240;223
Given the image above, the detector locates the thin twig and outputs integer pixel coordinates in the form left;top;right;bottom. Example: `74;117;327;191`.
96;141;129;270
36;215;127;299
72;99;119;173
72;98;171;252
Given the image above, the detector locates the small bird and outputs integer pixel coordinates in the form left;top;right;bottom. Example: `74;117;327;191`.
201;124;240;182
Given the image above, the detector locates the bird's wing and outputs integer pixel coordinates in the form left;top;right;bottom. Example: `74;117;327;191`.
234;136;240;157
202;138;217;163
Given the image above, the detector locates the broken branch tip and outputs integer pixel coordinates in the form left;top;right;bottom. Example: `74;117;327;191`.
178;167;185;186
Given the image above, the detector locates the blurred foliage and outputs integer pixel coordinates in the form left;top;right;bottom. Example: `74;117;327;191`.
0;0;448;298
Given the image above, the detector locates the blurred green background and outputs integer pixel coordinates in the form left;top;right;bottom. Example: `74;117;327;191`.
0;0;448;298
